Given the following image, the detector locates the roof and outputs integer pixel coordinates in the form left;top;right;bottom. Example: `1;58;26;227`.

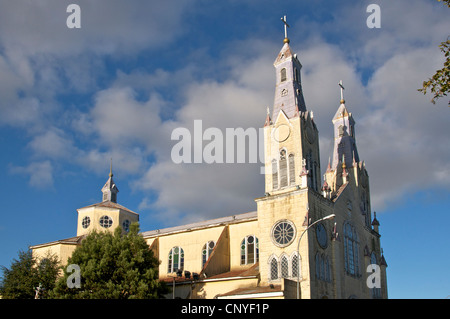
331;182;349;202
141;211;257;238
274;42;293;64
161;263;259;284
206;263;259;280
29;235;85;249
216;284;283;299
332;103;352;122
77;200;138;215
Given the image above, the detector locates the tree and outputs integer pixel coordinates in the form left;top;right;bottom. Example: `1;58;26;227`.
0;250;60;299
418;0;450;106
50;223;169;299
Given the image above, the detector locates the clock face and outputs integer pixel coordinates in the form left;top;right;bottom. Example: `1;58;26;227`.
316;223;328;249
273;124;290;143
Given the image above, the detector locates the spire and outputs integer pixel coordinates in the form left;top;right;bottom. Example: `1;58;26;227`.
271;18;307;122
326;157;332;172
341;154;349;183
264;106;272;127
331;81;359;170
102;160;119;203
380;248;388;267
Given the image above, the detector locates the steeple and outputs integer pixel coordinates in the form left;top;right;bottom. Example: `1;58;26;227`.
101;159;119;203
271;16;307;122
331;80;359;170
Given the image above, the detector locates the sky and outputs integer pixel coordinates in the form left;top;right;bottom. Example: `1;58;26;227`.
0;0;449;299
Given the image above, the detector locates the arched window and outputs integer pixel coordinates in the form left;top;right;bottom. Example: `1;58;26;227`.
289;153;295;185
316;253;331;282
272;159;278;189
202;241;215;268
291;252;301;279
279;149;287;188
269;256;278;281
168;246;184;273
306;152;318;191
280;68;287;82
294;67;299;83
344;223;359;276
281;254;289;278
240;235;259;265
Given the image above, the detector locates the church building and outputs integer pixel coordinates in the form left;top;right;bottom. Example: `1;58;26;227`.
31;23;388;299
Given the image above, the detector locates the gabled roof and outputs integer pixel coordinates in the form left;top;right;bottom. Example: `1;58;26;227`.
77;200;138;215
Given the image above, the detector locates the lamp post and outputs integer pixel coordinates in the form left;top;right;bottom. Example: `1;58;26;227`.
296;213;335;299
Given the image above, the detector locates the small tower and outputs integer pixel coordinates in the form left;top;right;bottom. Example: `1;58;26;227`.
76;161;138;237
331;81;359;171
101;160;119;203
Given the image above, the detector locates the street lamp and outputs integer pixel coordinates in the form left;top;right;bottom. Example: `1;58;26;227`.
296;213;335;299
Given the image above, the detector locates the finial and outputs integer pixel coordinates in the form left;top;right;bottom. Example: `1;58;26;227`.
109;158;113;177
267;106;270;115
281;15;290;43
339;80;345;104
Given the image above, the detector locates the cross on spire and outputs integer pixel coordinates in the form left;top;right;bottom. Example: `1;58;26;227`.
339;80;345;104
280;15;290;43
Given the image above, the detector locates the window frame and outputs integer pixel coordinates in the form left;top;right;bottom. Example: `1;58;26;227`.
202;240;216;268
343;222;360;276
168;246;185;273
280;68;287;82
240;235;259;265
99;215;113;228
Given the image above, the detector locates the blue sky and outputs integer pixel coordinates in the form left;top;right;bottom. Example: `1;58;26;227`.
0;0;449;299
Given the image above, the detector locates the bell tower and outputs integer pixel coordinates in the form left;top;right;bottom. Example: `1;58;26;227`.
256;17;324;296
262;16;321;194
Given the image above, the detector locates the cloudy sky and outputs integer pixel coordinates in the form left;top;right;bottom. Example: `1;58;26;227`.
0;0;449;298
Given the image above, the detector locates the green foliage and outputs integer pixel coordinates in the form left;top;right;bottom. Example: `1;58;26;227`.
0;250;60;299
418;1;450;105
419;39;450;105
50;223;168;299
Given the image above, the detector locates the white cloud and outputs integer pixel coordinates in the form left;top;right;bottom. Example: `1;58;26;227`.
0;0;195;57
1;0;449;224
10;161;54;189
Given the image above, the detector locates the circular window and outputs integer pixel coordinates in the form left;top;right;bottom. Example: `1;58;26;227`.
82;216;90;229
99;215;113;228
272;220;296;247
122;219;130;232
316;223;328;249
